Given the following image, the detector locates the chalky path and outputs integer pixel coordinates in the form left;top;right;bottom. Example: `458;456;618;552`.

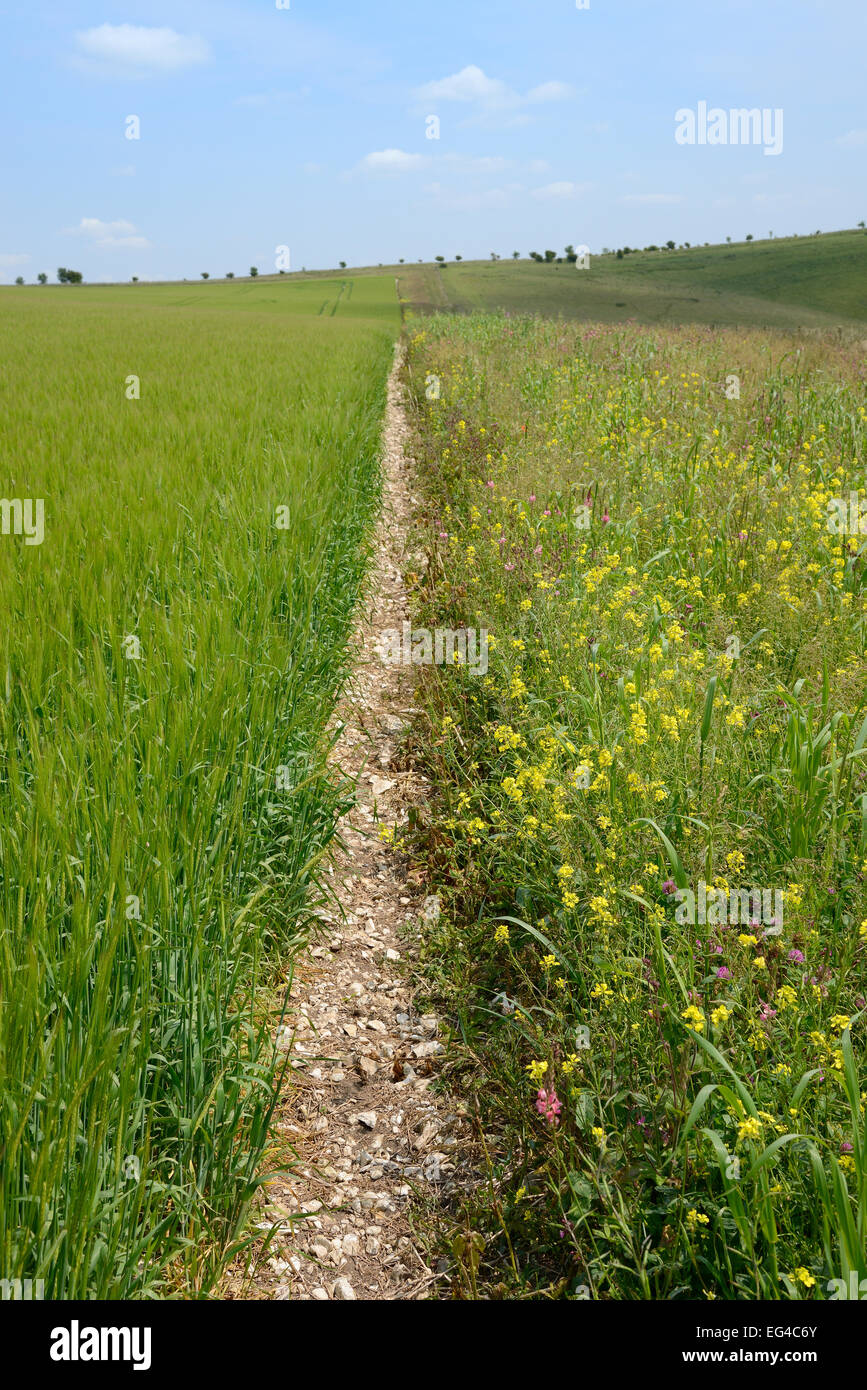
233;346;470;1301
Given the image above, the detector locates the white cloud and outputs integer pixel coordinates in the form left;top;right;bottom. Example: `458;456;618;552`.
412;66;574;128
111;165;136;178
836;129;867;148
69;218;151;250
526;81;574;104
73;25;211;76
532;181;592;200
620;193;683;205
357;150;551;181
359;149;427;173
0;253;30;267
416;66;510;105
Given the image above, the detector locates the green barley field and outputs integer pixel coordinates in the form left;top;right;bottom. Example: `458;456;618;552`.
0;278;398;1297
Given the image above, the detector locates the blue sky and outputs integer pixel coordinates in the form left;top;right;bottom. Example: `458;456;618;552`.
1;0;865;282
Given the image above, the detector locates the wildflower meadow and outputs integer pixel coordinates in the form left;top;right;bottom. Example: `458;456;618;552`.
402;312;867;1300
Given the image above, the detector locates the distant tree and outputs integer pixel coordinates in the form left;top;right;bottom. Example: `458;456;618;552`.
455;255;462;261
435;255;445;264
399;258;405;263
250;266;258;277
746;234;753;241
37;272;47;284
544;249;556;262
665;239;675;250
226;272;234;278
58;268;82;283
512;250;520;259
132;276;139;283
726;235;731;242
339;261;346;269
683;242;690;249
57;268;68;283
859;221;865;229
564;244;577;263
15;276;24;285
201;272;209;279
616;248;624;259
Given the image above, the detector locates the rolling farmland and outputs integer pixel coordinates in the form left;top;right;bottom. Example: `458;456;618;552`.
2;248;866;1313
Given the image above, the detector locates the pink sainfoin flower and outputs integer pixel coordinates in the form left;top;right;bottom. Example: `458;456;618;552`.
536;1087;562;1125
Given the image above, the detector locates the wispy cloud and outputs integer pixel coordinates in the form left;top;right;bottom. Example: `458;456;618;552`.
412;65;574;129
532;181;592;200
359;149;426;173
73;25;211;78
67;218;151;250
357;151;545;179
836;129;867;148
620;193;683;205
0;253;31;267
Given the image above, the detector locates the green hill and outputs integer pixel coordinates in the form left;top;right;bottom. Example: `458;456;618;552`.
399;229;867;333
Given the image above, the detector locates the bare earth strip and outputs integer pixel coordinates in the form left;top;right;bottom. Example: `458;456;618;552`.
226;345;467;1302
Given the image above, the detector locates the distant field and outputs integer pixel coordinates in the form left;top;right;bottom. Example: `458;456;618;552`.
399;230;867;332
0;277;397;1297
46;274;401;324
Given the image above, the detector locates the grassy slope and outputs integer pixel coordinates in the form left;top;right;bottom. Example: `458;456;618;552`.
400;231;867;332
0;277;398;1297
